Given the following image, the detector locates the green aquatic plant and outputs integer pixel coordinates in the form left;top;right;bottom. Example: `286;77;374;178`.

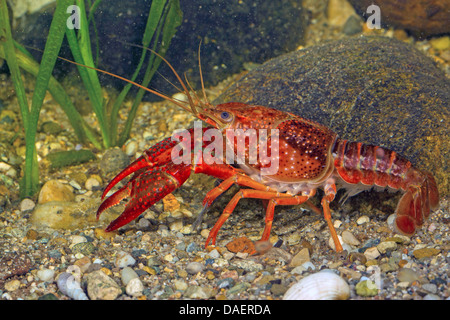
0;0;182;198
65;0;183;148
0;0;73;198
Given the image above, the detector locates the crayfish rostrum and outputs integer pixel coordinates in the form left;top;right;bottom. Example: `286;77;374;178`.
89;49;439;253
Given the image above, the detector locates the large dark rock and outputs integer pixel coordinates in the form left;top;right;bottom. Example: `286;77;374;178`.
10;0;306;96
215;36;450;195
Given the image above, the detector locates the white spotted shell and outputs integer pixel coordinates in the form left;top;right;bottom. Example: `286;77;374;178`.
283;270;350;300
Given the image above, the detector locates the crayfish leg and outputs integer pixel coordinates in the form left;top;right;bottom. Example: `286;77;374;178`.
321;182;343;252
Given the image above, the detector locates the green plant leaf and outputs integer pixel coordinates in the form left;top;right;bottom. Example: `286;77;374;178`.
118;0;183;146
66;0;109;147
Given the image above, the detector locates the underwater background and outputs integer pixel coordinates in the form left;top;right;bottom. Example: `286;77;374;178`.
0;0;448;301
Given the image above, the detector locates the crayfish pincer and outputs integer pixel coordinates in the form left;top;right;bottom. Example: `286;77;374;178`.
90;49;440;252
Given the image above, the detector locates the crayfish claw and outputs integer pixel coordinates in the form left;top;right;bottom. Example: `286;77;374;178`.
97;185;131;220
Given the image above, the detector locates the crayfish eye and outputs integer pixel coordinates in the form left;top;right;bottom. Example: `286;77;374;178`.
220;111;232;122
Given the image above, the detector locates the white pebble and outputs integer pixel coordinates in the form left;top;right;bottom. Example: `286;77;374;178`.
169;220;183;232
342;230;361;246
20;198;35;212
71;235;87;246
125;140;138;157
85;177;100;191
186;261;203;275
173;279;188;291
364;247;380;260
333;220;342;228
121;267;139;286
69;180;82;190
387;214;396;227
37;268;55;282
207;249;220;259
114;251;136;268
357;215;370;225
126;278;144;297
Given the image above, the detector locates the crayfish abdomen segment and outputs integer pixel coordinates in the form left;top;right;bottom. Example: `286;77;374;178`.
332;139;439;235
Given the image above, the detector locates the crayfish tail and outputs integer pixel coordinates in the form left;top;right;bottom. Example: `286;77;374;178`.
394;170;439;235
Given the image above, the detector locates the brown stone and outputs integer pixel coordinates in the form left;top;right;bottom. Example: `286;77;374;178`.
413;248;441;259
225;236;256;254
38;180;75;204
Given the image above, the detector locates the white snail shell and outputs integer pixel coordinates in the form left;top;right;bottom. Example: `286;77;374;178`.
283;270;350;300
57;272;89;300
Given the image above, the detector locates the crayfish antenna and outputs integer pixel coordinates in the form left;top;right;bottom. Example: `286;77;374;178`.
108;39;200;117
197;40;210;105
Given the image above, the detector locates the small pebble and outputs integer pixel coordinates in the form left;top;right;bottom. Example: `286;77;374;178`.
397;268;420;284
126;278;144;297
100;148;129;176
342;15;362;35
429;36;450;50
20;198;35;212
427;222;437;233
377;241;397;254
121;267;139;286
207;249;220;259
169;220;183;232
71;235;87;246
333;220;342;228
124;139;138;157
231;259;263;272
227;283;251;296
37;268;55;282
422;283;437;294
289;248;310;268
87;270;122;300
364;247;380;260
115;251;136;268
355;280;378;297
173;279;188;291
38;180;75;204
357;215;370;225
342;230;361;246
186;261;203;275
413;248;440;259
184;285;216;299
4;279;21;292
85;177;101;191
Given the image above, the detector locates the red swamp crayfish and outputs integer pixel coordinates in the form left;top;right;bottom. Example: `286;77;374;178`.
70;48;440;253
